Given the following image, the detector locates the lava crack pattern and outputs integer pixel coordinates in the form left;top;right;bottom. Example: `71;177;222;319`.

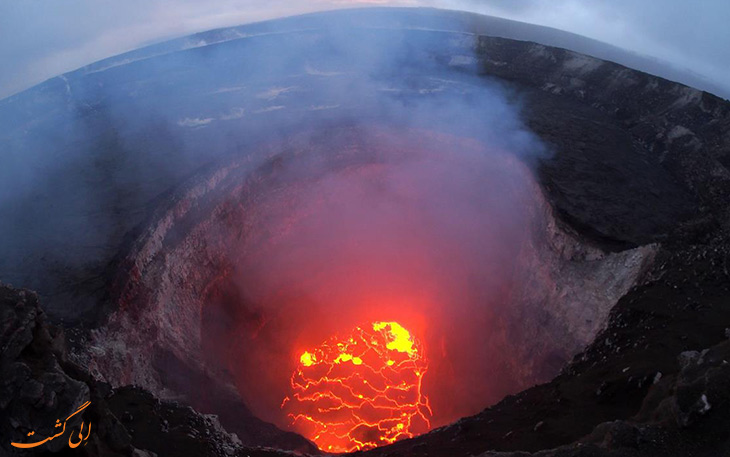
282;321;432;452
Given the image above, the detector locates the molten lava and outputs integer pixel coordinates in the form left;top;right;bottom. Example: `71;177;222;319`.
282;321;431;452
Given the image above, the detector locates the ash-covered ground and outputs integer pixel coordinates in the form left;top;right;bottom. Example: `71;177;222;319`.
1;8;729;457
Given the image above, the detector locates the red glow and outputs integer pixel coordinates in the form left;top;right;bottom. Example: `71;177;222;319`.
218;129;545;439
282;321;431;452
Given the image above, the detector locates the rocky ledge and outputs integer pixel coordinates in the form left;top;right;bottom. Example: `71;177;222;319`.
0;283;309;457
2;230;729;457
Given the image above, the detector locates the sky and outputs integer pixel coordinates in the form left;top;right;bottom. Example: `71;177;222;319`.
1;0;728;100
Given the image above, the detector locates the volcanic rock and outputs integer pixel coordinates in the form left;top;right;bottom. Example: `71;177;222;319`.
0;284;312;457
1;8;729;457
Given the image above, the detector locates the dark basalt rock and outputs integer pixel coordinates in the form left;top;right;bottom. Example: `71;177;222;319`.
365;233;730;457
472;36;730;250
0;284;89;454
3;273;729;455
0;284;311;457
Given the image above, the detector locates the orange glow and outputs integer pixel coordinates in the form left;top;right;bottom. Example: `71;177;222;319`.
282;321;431;452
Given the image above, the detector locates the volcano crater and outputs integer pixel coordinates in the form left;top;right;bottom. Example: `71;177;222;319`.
84;125;656;452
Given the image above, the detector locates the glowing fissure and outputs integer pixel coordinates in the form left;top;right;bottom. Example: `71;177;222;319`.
282;321;431;452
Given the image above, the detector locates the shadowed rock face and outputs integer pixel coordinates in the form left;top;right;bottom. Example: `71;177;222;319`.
0;8;729;457
366;233;730;457
0;286;89;454
474;36;730;248
2;247;730;457
0;283;313;457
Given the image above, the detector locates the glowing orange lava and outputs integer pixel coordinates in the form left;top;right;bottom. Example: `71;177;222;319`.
281;321;432;452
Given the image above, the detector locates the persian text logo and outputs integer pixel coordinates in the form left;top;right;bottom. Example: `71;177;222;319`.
10;401;92;449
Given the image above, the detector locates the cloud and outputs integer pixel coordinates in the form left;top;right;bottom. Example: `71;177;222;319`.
220;107;246;120
254;105;286;113
0;0;728;100
431;0;730;96
309;104;340;111
0;1;356;99
256;86;297;101
304;64;345;77
177;116;216;127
